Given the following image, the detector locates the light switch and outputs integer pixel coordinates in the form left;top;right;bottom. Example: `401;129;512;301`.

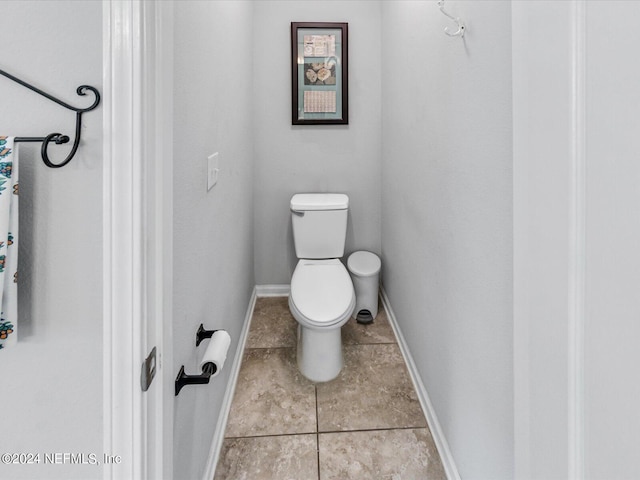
207;152;219;191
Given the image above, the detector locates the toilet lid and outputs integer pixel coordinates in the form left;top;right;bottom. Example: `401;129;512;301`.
290;259;354;326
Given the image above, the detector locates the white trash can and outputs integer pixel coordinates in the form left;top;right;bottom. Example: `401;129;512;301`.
347;251;381;324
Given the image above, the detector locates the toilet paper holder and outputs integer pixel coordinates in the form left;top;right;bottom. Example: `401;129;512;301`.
175;363;217;396
174;324;221;396
195;323;219;347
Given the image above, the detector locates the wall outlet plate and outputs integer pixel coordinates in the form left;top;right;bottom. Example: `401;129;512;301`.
207;152;219;191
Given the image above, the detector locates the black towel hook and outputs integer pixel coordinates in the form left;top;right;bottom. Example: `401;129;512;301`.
0;67;101;168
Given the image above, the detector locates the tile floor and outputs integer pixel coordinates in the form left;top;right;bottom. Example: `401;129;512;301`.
214;296;446;480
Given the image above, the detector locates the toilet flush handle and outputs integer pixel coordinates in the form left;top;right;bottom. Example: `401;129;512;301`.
290;208;305;217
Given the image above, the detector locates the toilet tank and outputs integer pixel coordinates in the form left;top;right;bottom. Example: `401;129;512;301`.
291;193;349;259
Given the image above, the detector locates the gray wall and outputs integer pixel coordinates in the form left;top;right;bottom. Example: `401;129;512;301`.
513;2;640;478
0;1;103;479
381;2;513;478
172;2;255;479
584;4;640;476
253;1;382;285
512;2;574;477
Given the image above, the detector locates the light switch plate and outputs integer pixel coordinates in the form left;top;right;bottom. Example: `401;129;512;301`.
207;152;219;191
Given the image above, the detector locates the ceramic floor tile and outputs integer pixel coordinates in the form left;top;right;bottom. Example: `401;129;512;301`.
318;428;446;480
218;297;446;479
246;297;297;349
342;303;396;345
225;348;317;438
316;344;427;432
215;434;318;480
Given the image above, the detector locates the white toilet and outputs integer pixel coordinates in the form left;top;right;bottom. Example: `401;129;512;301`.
288;193;355;382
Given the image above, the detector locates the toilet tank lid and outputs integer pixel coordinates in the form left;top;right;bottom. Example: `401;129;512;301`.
291;193;349;211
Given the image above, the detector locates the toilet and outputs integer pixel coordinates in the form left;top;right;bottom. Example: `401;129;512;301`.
288;193;355;382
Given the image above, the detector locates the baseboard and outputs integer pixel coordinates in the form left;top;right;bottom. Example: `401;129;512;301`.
255;284;290;297
201;286;258;480
380;287;461;480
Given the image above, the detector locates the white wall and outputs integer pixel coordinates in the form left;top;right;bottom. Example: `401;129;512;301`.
584;4;640;477
381;1;514;478
514;2;640;479
171;2;255;479
512;2;575;477
0;2;103;479
253;1;382;284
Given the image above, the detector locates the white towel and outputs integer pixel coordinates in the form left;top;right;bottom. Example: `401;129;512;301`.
0;136;18;350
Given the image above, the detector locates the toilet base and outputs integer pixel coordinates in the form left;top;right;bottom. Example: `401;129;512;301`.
296;324;343;383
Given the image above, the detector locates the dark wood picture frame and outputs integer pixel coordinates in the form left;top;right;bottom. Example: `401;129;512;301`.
291;22;349;125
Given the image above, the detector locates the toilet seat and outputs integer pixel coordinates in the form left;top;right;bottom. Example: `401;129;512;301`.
289;259;355;328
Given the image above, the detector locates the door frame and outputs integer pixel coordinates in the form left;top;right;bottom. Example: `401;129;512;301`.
102;1;174;479
512;1;585;478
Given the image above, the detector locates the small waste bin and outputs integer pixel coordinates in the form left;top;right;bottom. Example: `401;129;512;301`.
347;251;381;324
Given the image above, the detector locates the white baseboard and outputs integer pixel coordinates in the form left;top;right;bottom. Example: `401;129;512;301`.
380;287;461;480
255;284;290;297
201;286;258;480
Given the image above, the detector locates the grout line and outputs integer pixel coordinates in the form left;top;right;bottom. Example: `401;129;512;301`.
245;340;398;351
224;425;429;441
315;385;320;480
317;425;429;436
224;431;318;440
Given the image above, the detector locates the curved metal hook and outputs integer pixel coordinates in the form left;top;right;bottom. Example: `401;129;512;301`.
0;68;101;168
41;86;100;168
437;0;466;38
74;85;101;112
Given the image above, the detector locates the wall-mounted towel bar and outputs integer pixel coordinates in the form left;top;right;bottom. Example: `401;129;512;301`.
0;68;101;168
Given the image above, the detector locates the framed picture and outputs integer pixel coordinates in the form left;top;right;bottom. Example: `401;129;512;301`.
291;22;348;125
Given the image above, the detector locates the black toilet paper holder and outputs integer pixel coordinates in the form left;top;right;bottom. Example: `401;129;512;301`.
174;362;217;396
196;323;220;346
174;324;221;396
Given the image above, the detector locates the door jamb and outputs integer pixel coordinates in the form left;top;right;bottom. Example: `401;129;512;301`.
102;1;173;478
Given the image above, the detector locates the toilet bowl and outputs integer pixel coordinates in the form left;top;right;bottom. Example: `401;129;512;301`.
289;258;355;382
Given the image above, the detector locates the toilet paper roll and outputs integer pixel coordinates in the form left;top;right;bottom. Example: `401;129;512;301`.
199;330;231;378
